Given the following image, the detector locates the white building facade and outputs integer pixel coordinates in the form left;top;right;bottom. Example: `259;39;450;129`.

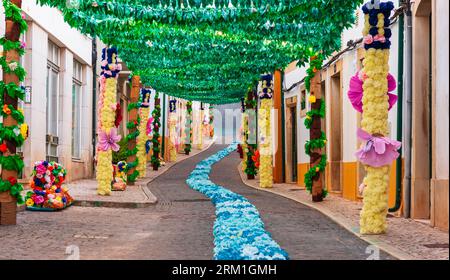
1;1;95;182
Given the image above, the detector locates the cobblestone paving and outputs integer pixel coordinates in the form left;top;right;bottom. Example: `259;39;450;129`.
210;145;396;260
0;144;395;259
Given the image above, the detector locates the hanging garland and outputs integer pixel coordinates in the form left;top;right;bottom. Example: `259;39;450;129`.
184;101;193;155
34;0;362;104
151;91;161;170
136;88;151;177
303;54;328;199
0;0;28;204
258;74;274;188
96;47;122;196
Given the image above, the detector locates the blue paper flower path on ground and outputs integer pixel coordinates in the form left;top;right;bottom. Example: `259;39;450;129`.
186;144;289;260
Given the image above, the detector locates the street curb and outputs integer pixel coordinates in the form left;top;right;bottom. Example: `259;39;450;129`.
236;162;416;260
71;138;216;209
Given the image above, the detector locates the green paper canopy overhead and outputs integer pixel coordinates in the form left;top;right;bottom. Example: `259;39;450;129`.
36;0;362;104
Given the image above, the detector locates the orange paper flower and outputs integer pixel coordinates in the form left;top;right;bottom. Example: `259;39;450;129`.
3;105;11;115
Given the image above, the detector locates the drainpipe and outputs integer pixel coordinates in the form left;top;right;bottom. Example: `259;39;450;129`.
389;9;404;212
280;71;286;182
402;0;413;218
91;37;98;164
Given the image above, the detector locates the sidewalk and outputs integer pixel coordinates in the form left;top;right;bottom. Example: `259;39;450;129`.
21;138;214;209
238;163;449;260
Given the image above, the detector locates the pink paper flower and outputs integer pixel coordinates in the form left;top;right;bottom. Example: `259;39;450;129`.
355;128;401;167
36;164;47;175
374;34;386;43
348;71;397;113
33;195;45;205
363;35;374;45
98;128;121;152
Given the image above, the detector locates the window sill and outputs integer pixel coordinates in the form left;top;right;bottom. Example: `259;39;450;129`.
72;158;84;163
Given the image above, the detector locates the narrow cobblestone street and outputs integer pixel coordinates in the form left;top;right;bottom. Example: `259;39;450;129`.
0;145;395;260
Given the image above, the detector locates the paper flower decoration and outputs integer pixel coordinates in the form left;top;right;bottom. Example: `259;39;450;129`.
355;128;401;167
3;105;11;115
98;128;121;152
348;71;397;113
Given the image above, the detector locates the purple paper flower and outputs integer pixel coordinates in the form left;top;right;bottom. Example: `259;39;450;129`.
98;128;121;152
355;128;401;167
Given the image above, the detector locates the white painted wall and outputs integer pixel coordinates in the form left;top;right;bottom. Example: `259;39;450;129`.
435;0;449;180
1;1;95;180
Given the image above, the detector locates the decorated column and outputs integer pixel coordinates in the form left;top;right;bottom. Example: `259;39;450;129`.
258;75;274;188
168;99;177;162
197;103;204;150
151;91;161;170
208;105;214;138
240;98;248;172
357;1;400;234
96;47;122;195
126;76;141;185
184;101;193;155
244;89;258;180
304;55;327;202
136;88;151;177
0;0;27;225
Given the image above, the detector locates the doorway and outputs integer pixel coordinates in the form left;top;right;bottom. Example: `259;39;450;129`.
329;72;342;192
285;98;298;183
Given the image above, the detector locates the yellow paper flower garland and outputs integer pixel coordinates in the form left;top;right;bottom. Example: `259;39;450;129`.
359;3;393;234
169;112;178;161
96;77;117;196
258;98;273;188
136;107;150;177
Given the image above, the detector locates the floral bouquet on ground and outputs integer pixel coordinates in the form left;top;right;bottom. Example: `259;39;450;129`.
25;161;73;211
112;161;127;191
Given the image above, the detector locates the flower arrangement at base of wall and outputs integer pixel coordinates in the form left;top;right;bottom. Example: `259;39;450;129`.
186;144;288;260
258;74;274;188
136;88;151;177
184;101;193;155
353;1;400;234
151;91;161;170
168;99;178;162
25;161;73;211
0;0;28;207
96;47;122;196
303;54;328;200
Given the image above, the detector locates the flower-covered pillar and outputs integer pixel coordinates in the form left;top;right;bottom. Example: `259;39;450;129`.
258;75;274;188
240;98;248;172
96;47;122;195
184;101;193;155
197;103;204;149
244;89;258;180
126;76;141;185
208;105;214;138
168;99;177;162
358;1;399;234
151;91;161;170
0;0;27;225
304;55;327;202
136;88;151;178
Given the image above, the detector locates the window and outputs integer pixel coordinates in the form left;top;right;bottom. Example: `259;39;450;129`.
46;41;60;162
72;60;83;159
300;88;307;117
